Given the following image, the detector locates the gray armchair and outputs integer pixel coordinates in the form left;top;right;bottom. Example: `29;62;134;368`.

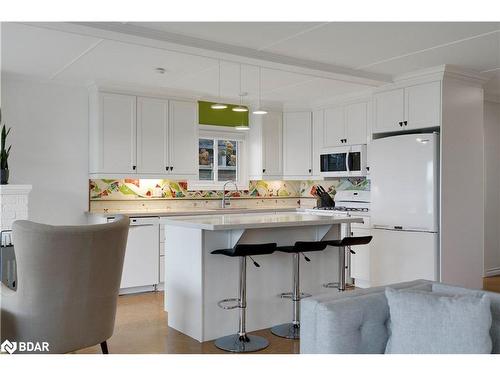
0;215;129;354
300;280;500;354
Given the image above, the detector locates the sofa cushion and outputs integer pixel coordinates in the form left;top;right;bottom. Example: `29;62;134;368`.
385;287;492;354
432;283;500;354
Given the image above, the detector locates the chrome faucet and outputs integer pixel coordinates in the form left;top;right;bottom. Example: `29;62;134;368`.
221;180;238;208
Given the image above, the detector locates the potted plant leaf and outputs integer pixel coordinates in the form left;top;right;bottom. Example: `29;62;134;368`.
1;109;12;185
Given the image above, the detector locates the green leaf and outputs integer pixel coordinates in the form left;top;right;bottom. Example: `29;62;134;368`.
118;184;137;195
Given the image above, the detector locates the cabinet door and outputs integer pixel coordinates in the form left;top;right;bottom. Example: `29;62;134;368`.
373;88;404;133
350;227;371;285
323;107;345;147
169;100;198;177
345;102;368;145
283;112;312;177
312;110;324;177
137;97;169;174
100;93;137;174
262;111;283;176
404;81;441;130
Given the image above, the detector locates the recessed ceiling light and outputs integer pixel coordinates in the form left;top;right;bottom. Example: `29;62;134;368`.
154;67;167;74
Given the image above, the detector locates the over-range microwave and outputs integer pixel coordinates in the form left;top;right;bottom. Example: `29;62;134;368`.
320;145;367;177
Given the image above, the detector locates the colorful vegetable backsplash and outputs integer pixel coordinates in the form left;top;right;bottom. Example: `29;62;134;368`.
89;178;369;201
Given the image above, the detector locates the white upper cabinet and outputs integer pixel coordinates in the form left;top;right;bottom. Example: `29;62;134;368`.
93;92;137;174
345;102;368;145
89;88;198;178
168;100;198;178
373;81;441;133
312;110;323;178
404;81;441;130
323;107;345;147
283;112;312;178
261;111;283;177
137;97;169;175
373;88;405;133
320;101;368;149
248;112;283;180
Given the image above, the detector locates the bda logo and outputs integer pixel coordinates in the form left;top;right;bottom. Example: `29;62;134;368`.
1;340;17;354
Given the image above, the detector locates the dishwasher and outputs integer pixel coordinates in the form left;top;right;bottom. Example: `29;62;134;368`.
108;216;160;292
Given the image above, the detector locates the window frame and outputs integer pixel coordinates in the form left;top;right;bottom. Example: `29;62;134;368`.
188;125;248;191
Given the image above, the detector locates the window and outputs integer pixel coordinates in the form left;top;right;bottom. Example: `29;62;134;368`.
192;126;247;190
199;137;238;181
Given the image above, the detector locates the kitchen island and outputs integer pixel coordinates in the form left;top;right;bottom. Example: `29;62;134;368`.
163;212;363;342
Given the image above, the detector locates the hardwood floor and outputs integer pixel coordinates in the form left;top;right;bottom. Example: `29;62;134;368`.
76;291;299;354
73;278;500;354
483;275;500;293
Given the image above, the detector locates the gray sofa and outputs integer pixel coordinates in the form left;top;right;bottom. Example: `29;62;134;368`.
300;280;500;354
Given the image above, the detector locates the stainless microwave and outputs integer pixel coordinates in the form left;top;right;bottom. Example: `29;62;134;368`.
320;145;367;177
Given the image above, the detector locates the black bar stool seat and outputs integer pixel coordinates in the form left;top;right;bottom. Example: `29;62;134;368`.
275;240;330;254
326;236;373;248
211;243;276;257
323;236;373;291
271;240;329;340
211;242;277;353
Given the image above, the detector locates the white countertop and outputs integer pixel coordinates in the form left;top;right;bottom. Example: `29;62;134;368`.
88;207;297;217
162;212;363;230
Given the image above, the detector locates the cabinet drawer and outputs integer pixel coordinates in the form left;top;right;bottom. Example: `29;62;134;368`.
351;216;370;229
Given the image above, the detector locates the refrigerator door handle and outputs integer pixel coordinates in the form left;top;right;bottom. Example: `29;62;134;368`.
345;151;350;173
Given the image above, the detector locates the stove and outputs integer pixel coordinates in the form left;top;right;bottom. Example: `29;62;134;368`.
305;190;370;216
315;206;369;212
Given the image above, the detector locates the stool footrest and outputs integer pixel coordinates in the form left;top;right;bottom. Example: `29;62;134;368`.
323;282;355;289
217;298;240;310
278;292;312;300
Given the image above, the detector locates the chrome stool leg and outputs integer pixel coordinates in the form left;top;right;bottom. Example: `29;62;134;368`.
323;246;347;291
271;253;303;339
214;256;269;352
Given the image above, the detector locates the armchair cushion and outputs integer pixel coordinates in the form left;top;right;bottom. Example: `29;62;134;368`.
385;287;492;354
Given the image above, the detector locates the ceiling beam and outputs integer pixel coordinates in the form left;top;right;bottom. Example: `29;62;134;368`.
26;21;391;87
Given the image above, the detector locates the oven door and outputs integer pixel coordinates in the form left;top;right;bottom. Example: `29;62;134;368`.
320;147;349;177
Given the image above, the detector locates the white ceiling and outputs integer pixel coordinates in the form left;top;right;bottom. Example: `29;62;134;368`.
2;22;500;109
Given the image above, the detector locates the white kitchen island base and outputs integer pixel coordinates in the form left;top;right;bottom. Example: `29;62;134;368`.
163;213;362;342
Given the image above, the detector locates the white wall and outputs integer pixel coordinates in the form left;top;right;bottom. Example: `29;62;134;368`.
484;99;500;276
1;75;89;225
440;78;485;289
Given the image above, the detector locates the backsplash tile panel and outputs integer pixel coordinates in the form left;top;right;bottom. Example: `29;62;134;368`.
89;178;369;201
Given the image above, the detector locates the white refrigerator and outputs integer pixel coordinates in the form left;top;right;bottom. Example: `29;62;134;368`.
369;133;439;286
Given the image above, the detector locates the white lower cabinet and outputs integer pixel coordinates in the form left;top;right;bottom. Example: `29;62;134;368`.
349;217;371;288
160;255;165;284
119;217;160;291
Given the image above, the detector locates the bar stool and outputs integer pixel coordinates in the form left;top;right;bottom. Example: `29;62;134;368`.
271;241;329;339
323;236;373;291
211;242;277;353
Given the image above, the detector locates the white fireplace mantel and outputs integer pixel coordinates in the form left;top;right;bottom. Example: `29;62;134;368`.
0;184;32;231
